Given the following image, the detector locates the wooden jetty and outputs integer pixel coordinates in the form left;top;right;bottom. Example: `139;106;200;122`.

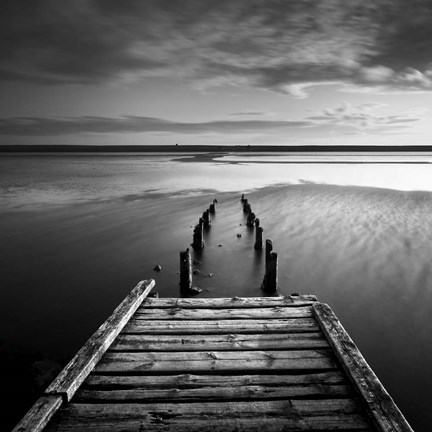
14;279;413;432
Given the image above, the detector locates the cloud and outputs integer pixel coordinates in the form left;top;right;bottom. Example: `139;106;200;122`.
229;111;268;116
308;102;420;132
0;104;420;138
0;115;311;136
2;1;432;95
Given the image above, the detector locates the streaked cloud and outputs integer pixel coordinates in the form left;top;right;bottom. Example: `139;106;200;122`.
308;102;421;131
0;115;311;136
2;1;432;96
229;111;268;116
0;102;420;138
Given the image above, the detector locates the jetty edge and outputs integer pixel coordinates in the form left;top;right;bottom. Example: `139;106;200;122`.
13;279;413;432
13;279;156;432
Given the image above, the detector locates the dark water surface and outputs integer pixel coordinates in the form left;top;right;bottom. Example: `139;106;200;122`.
1;154;432;430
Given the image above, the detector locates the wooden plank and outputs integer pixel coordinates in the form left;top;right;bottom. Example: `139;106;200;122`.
50;399;363;417
12;395;63;432
122;318;319;334
109;332;329;351
45;415;370;432
82;371;347;389
44;400;370;431
45;279;155;402
95;350;337;373
74;383;352;402
313;302;413;432
142;296;317;309
134;306;313;320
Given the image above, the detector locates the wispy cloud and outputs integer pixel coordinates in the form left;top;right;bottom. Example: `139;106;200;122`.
229;111;268;116
2;1;432;96
0;115;311;136
307;102;421;132
0;104;422;139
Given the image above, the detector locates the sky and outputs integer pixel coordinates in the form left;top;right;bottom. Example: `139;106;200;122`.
1;0;432;146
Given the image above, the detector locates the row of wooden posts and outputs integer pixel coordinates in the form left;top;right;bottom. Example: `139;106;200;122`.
180;199;218;294
241;193;263;249
241;193;278;294
191;199;217;250
179;195;278;294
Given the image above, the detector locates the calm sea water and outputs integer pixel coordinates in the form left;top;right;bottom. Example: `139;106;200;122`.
1;153;432;430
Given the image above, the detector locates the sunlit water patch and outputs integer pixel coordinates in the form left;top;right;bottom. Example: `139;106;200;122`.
2;154;432;210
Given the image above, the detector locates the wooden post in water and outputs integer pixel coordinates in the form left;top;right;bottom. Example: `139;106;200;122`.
209;200;216;214
202;209;211;228
246;211;256;227
265;239;273;264
243;202;251;214
254;226;263;249
180;248;192;291
262;239;278;293
241;193;245;203
255;218;260;228
192;218;204;249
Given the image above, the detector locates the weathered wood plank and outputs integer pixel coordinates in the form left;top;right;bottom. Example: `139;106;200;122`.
109;332;329;351
313;302;413;432
74;383;352;402
45;415;370;432
122;318;319;334
141;296;317;309
12;395;63;432
134;306;313;320
50;399;363;417
83;371;347;389
45;279;155;402
44;400;370;431
95;350;337;373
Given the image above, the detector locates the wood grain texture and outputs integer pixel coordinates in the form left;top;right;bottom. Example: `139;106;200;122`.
82;371;347;389
20;294;411;431
11;395;63;432
46;279;155;401
122;318;319;334
74;383;352;402
44;400;369;432
142;296;317;309
109;332;329;351
94;350;337;373
45;415;370;432
313;302;413;432
134;306;313;320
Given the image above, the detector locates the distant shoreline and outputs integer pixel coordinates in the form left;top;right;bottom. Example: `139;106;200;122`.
2;144;432;153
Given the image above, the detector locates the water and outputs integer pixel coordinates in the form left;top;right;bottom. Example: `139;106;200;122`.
1;153;432;430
